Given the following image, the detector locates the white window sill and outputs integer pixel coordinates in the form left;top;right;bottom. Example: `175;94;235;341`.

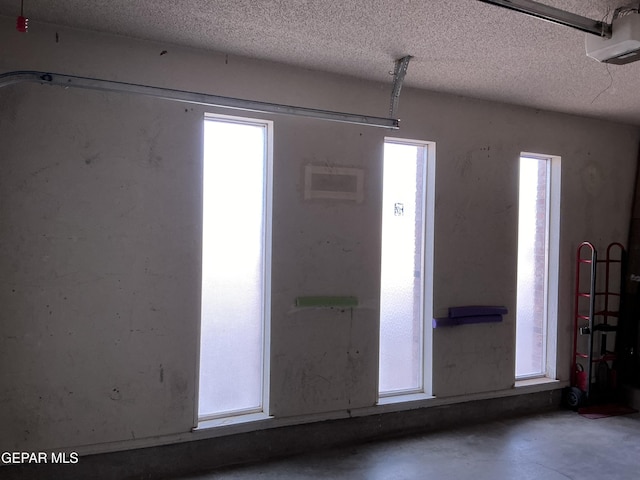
195;412;273;432
377;392;435;406
514;377;567;392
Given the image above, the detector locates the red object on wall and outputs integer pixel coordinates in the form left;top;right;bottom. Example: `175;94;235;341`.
16;15;28;32
576;366;588;392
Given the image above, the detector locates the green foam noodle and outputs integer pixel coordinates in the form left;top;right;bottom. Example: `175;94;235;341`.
295;296;358;308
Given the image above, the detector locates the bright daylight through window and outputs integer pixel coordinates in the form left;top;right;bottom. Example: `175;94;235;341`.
199;115;271;420
516;154;559;379
379;139;432;397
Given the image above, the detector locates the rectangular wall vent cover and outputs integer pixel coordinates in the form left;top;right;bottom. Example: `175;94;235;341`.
304;165;364;203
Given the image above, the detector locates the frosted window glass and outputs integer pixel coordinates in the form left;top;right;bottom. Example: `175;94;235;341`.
379;142;425;394
199;118;266;418
516;157;549;378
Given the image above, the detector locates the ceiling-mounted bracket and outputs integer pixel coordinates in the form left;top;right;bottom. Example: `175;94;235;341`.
476;0;612;38
389;55;412;118
0;70;400;129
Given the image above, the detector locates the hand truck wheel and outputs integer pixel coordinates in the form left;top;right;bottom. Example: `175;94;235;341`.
564;386;584;410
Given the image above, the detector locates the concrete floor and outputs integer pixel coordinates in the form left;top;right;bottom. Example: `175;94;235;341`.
175;410;640;480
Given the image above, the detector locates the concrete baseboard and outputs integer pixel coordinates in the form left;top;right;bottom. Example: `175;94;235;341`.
2;389;563;480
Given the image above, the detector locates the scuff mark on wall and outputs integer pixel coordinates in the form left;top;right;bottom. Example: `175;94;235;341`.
457;145;497;180
139;118;164;169
0;88;21;125
582;163;603;196
84;153;100;165
300;363;332;406
457;154;472;179
29;163;58;178
109;388;121;401
169;373;190;415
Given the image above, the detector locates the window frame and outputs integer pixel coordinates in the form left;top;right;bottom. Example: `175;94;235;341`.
378;137;435;400
196;112;273;424
515;152;561;381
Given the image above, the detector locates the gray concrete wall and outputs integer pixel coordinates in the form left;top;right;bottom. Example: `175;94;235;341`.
1;17;638;453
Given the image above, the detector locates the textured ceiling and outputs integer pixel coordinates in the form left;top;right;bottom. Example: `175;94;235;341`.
2;0;640;125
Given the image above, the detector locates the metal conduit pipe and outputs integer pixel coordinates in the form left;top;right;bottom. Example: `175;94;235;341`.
0;70;400;129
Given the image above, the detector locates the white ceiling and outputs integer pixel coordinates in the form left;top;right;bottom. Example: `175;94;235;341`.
2;0;640;125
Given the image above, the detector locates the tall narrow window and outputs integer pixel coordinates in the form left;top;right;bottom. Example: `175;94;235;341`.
199;114;271;420
379;139;433;397
516;154;559;379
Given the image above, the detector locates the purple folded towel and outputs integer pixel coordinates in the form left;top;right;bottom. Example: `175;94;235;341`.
448;305;508;318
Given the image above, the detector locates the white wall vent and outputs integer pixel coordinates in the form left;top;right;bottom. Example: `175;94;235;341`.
304;165;364;203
